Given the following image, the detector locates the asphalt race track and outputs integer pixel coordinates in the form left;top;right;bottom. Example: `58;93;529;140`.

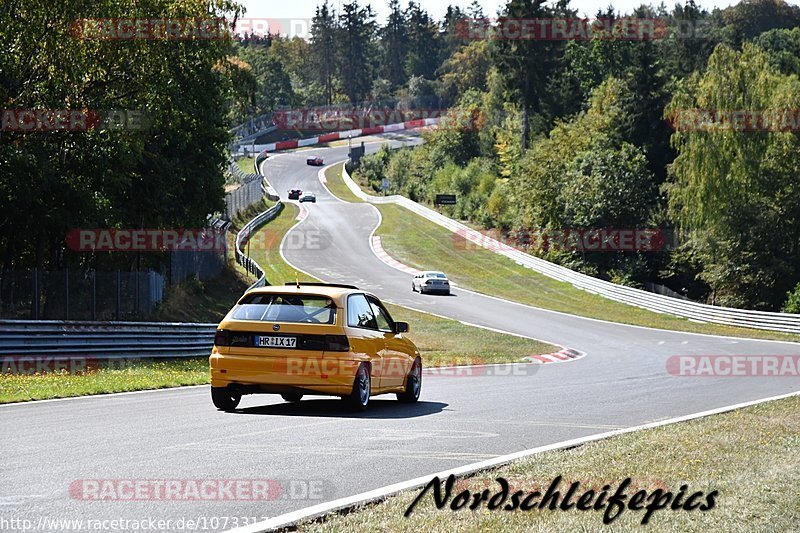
3;131;799;531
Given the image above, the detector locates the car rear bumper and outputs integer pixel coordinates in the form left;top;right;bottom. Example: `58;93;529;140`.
210;352;360;396
422;286;450;294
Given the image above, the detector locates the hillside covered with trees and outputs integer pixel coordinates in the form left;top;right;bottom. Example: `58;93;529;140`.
230;0;800;312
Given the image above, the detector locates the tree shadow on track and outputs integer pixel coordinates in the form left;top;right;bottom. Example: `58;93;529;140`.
232;399;447;419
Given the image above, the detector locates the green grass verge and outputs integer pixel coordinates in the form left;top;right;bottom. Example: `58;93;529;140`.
0;358;209;404
387;304;555;366
235;156;256;175
150;264;249;323
300;395;800;532
333;169;798;342
323;162;363;203
246;201;319;286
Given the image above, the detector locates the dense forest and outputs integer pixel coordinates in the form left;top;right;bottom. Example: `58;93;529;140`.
0;0;246;275
229;0;800;311
3;0;800;312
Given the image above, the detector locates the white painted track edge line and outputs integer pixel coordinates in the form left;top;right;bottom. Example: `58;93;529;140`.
225;389;800;533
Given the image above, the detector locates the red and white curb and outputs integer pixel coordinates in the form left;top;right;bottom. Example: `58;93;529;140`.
370;236;421;275
257;117;440;155
526;348;586;364
296;203;308;222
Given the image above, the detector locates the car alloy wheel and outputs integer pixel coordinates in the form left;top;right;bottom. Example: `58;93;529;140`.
348;363;370;411
397;358;421;403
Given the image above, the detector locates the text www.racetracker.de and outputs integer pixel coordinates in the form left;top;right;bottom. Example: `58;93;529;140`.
0;515;268;532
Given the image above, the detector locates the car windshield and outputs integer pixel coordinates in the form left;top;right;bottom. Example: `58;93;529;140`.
232;294;336;324
426;273;447;279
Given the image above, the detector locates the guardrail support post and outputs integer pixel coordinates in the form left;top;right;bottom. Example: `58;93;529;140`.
135;271;140;317
91;271;96;321
64;268;69;320
32;267;39;320
115;270;121;320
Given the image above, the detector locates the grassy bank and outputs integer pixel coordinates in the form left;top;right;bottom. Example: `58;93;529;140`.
0;358;209;404
150;265;249;323
301;394;800;532
235;156;256;175
244;201;319;286
332;167;798;342
323;162;363;203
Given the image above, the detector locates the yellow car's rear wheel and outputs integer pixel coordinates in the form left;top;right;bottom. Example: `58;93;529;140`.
211;387;241;411
281;392;303;402
346;363;370;411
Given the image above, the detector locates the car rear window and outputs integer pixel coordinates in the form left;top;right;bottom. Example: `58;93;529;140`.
426;273;447;278
232;294;336;324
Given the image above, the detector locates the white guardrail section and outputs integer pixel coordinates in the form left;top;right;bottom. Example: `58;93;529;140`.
341;166;800;334
233;151;284;291
234;201;283;291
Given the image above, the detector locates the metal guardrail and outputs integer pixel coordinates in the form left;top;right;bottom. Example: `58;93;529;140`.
230;112;276;143
341;165;800;335
0;320;216;358
235;202;283;291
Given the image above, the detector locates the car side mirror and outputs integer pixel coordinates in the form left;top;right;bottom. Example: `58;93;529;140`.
394;321;409;334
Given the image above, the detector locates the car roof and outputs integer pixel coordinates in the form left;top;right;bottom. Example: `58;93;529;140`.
422;271;447;276
243;283;367;301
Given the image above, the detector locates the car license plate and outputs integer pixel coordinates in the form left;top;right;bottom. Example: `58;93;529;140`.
255;336;297;348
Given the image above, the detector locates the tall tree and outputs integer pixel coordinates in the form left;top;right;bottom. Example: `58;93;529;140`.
666;43;800;309
311;0;338;105
404;2;440;80
491;0;566;148
0;0;238;272
379;0;408;90
337;1;377;104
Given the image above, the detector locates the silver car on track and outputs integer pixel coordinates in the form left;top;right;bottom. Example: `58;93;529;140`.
411;271;451;295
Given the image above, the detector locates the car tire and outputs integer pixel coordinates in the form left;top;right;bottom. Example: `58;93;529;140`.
211;387;241;411
397;358;422;403
281;392;303;402
347;363;370;411
411;283;416;292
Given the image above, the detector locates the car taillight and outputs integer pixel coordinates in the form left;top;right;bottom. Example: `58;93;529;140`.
214;330;231;346
324;335;350;352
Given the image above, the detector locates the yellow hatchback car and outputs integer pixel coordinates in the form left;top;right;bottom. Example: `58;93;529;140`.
210;283;422;411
